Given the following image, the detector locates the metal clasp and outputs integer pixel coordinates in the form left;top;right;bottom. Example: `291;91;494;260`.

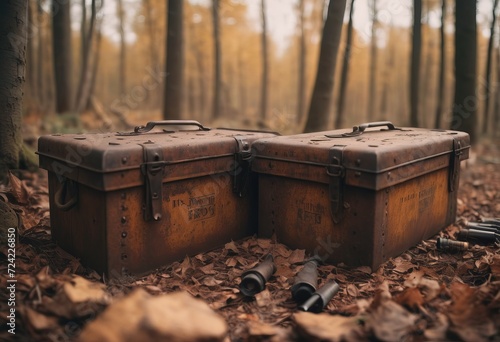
328;146;346;224
448;139;462;192
140;144;165;221
233;137;253;197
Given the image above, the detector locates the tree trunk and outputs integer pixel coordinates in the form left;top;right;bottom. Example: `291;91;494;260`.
303;0;347;133
335;0;355;128
409;0;422;127
27;0;37;107
494;23;500;137
434;0;446;128
367;0;377;121
52;0;73;113
482;0;499;134
296;0;306;124
421;2;434;128
86;16;103;111
75;0;97;112
260;0;269;121
211;0;222;119
37;0;45;108
163;0;183;120
117;0;126;96
143;0;159;108
380;27;395;117
452;0;477;142
0;0;27;182
238;47;247;118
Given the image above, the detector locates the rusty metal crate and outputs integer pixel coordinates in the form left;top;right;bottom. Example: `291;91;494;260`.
252;122;470;270
38;120;278;276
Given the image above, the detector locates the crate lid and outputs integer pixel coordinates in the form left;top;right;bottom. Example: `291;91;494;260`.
252;123;470;190
38;121;278;191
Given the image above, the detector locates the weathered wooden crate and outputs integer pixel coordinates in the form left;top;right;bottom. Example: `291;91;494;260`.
252;122;470;269
38;120;278;276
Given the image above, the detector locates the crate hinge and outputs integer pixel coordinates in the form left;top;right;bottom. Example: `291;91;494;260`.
448;138;462;192
327;145;347;224
233;137;254;197
140;143;165;221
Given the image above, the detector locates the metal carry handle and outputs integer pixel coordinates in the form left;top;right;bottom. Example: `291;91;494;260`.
54;179;78;211
326;121;398;138
134;120;210;133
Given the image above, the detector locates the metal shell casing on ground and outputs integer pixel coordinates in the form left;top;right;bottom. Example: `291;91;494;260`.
239;254;276;297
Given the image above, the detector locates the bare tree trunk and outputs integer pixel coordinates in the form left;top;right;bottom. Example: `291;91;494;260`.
452;0;477;142
163;0;183;120
367;0;377;121
336;0;355;128
117;0;126;96
482;0;499;134
75;0;97;112
260;0;269;121
296;0;306;124
27;0;37;108
494;23;500;137
434;0;446;128
0;0;27;182
303;0;347;133
52;0;73;113
420;2;434;128
36;0;45;109
238;47;247;117
211;0;222;119
86;15;103;111
410;0;422;127
144;0;158;69
380;27;395;117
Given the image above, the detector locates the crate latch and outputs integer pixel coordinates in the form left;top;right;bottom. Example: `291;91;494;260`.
327;145;347;224
448;139;462;192
140;143;165;221
233;137;254;197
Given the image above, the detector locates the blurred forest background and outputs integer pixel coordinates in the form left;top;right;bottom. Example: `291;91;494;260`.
0;0;499;180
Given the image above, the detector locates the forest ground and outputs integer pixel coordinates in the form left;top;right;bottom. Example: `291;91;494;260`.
0;138;499;341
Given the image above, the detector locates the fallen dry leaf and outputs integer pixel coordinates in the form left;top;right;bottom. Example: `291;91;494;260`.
294;312;364;342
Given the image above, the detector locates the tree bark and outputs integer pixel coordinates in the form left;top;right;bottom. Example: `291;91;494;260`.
52;0;73;113
260;0;269;121
494;23;500;137
452;0;477;142
163;0;183;120
434;0;446;128
367;0;377;121
296;0;306;124
27;0;37;107
117;0;126;96
86;15;103;111
303;0;347;133
409;0;422;127
0;0;27;182
75;0;97;112
482;0;499;134
211;0;222;119
336;0;355;128
37;0;45;108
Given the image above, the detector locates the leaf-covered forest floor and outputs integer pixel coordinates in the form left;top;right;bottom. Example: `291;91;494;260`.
0;139;499;341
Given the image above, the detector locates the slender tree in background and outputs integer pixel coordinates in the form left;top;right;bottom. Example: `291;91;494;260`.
303;0;347;133
434;0;446;128
367;0;377;121
482;0;499;134
117;0;126;96
380;26;395;117
37;0;45;108
452;0;477;142
212;0;222;119
86;14;104;110
52;0;73;113
27;0;36;107
494;22;500;136
75;0;97;112
164;0;184;119
260;0;269;121
336;0;355;128
410;0;422;127
296;0;306;124
421;1;434;127
0;0;27;182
